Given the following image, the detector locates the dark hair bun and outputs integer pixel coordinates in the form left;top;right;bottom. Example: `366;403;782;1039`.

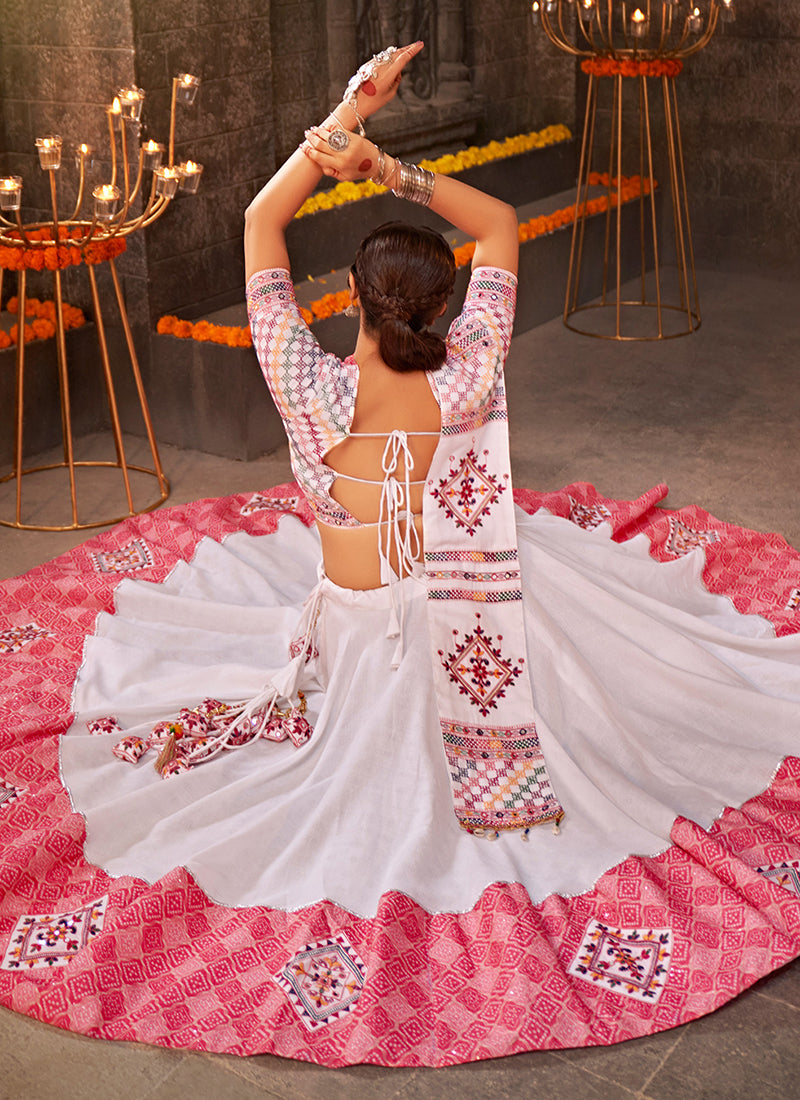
352;222;456;374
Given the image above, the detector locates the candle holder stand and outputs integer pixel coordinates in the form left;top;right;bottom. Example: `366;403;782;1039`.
0;77;203;530
535;0;730;340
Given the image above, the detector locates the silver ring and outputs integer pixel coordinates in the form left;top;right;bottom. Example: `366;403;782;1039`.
327;129;350;152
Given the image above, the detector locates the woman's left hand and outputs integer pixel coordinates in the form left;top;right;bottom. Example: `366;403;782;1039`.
301;127;383;182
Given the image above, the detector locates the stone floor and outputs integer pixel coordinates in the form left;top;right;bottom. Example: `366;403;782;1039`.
1;267;800;1097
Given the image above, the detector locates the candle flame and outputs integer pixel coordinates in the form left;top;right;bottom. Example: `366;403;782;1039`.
184;161;199;172
692;6;700;14
632;8;646;22
98;185;117;199
532;1;540;10
111;97;121;113
144;140;160;151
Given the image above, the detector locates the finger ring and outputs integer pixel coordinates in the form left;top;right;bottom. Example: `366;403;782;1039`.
327;129;350;152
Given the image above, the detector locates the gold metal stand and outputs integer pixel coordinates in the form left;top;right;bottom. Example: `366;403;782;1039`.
0;74;202;530
534;0;732;340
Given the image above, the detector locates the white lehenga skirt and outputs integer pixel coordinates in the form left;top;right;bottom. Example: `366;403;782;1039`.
3;487;800;1064
62;506;800;916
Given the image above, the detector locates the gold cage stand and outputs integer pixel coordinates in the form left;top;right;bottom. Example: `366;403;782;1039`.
533;0;733;340
0;75;203;530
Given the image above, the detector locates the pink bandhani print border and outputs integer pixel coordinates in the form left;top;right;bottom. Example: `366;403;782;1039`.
1;482;800;1064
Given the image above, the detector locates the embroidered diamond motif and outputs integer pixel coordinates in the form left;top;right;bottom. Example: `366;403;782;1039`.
439;614;523;717
432;447;506;536
1;896;108;970
91;539;154;574
568;919;672;1003
569;497;612;531
240;493;301;516
274;933;366;1031
757;861;800;898
0;622;53;655
0;780;26;809
785;588;800;612
666;517;719;557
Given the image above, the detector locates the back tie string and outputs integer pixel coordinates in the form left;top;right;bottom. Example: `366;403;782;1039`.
377;430;422;669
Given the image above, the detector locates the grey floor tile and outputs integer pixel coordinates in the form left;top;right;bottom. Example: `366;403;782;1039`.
142;1053;287;1100
216;1052;419;1100
394;1050;638;1100
642;989;800;1100
550;1027;681;1094
752;957;800;1011
0;1005;184;1100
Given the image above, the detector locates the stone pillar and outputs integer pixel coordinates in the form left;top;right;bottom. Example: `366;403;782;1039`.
437;0;471;102
327;0;359;109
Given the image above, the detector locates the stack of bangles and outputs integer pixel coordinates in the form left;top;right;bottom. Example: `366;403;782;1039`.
369;146;435;207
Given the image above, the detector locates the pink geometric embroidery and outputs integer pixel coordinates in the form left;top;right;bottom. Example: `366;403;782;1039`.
666;517;719;557
0;779;26;809
91;539;154;574
439;613;523;716
431;447;507;536
785;588;800;612
569;497;612;531
568;919;672;1003
274;933;366;1031
757;861;800;898
240;493;301;516
86;715;122;736
1;896;108;970
0;622;53;654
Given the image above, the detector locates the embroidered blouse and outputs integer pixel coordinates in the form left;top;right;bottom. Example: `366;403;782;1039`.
246;265;517;528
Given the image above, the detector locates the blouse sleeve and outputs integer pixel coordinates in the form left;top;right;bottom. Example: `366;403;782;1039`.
245;267;355;437
438;266;518;418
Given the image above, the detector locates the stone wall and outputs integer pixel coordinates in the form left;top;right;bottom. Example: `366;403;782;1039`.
679;0;800;277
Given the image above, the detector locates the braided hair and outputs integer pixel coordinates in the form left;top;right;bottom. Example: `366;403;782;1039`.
351;222;457;374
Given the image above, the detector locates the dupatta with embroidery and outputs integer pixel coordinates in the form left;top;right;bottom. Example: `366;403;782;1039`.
424;267;563;835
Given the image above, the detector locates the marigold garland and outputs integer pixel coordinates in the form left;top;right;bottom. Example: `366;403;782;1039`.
0;227;127;272
0;295;86;349
157;172;654;343
295;123;572;219
581;57;683;79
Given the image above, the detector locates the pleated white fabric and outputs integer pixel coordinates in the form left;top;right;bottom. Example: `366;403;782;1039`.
61;507;800;917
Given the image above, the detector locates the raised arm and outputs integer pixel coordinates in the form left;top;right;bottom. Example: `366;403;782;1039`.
300;124;519;275
244;43;425;282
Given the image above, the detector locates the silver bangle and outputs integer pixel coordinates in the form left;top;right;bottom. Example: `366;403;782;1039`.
369;147;386;185
391;160;435;207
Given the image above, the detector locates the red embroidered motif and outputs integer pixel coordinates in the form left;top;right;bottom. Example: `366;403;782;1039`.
439;613;523;716
431;447;507;536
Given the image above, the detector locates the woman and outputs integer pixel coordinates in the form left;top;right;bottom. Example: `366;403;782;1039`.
7;43;800;1066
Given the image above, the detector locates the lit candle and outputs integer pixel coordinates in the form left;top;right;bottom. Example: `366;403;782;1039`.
531;1;540;25
545;0;557;10
108;97;123;129
175;73;201;105
117;86;145;122
35;135;62;170
155;165;182;198
92;183;121;221
0;175;23;212
141;139;165;171
74;143;94;170
178;160;204;194
688;6;703;31
580;0;595;21
631;8;647;37
721;0;735;21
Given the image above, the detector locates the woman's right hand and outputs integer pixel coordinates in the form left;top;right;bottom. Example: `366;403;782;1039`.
301;127;386;183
